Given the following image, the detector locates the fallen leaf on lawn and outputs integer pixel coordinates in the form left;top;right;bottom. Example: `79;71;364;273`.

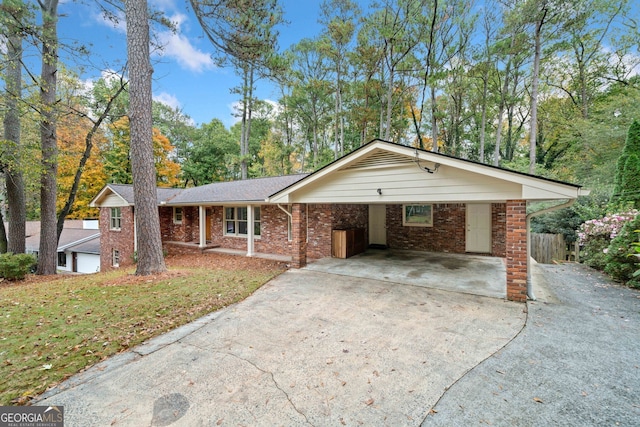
533;397;543;403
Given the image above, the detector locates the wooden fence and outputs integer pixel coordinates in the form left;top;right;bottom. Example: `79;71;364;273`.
531;233;579;264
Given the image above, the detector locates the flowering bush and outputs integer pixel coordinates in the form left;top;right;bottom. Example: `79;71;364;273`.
578;210;639;271
604;218;640;288
577;210;639;244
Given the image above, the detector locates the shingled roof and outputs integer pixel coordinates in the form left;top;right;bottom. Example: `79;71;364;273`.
165;174;309;206
101;184;184;205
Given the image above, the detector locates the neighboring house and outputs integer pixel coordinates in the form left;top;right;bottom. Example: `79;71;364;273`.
90;139;589;302
24;219;101;274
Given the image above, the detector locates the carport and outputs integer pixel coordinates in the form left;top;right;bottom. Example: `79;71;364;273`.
305;249;507;298
267;139;588;302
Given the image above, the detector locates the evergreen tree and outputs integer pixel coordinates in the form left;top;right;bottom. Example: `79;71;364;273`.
612;120;640;208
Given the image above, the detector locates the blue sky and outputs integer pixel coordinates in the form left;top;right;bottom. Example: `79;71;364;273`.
57;0;370;129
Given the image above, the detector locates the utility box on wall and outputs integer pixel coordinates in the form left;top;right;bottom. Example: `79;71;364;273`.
332;228;366;259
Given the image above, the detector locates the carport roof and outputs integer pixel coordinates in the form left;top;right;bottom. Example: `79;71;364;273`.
266;139;590;204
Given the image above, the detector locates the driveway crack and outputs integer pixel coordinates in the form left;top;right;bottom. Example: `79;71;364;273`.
212;350;315;426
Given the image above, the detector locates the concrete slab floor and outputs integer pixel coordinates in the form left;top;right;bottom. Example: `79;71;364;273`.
305;249;507;299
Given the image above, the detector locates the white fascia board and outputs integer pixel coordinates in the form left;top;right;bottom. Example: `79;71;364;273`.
89;185;130;207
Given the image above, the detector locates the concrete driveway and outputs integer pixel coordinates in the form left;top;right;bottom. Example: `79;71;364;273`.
306;249;507;299
423;262;640;426
36;268;525;426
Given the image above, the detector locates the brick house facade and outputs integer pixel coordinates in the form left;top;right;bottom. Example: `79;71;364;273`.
91;139;586;302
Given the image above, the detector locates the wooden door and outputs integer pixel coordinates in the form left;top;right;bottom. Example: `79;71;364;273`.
466;204;492;253
368;204;387;247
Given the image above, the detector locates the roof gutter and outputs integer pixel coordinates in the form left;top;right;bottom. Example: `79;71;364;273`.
525;198;577;300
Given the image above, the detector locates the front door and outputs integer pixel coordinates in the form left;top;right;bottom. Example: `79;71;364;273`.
369;204;387;247
466;204;491;253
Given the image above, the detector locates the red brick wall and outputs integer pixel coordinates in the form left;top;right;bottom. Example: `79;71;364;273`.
292;203;307;268
159;206;198;243
99;206;135;271
256;205;293;255
307;204;332;260
202;205;293;256
505;200;527;302
306;204;369;260
386;204;467;253
492;203;507;257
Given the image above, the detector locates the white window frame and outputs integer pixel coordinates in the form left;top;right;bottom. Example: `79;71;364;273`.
173;207;183;224
110;207;122;230
224;206;261;237
402;204;434;227
112;249;120;267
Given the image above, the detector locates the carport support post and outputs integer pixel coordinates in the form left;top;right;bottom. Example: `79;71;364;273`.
291;203;307;268
198;205;206;249
505;200;527;302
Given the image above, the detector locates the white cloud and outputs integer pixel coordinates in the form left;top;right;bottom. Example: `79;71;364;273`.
91;7;214;73
155;27;215;73
154;92;182;110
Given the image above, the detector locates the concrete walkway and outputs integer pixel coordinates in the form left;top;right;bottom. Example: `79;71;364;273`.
36;269;524;426
423;262;640;426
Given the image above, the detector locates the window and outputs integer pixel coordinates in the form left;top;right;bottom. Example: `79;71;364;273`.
403;204;433;227
173;207;183;224
225;207;261;237
110;207;122;230
57;252;67;267
112;249;120;267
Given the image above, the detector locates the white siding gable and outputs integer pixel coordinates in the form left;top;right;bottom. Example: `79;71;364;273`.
268;142;586;203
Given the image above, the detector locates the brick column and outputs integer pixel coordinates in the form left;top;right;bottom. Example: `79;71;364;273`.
506;200;527;302
291;203;307;268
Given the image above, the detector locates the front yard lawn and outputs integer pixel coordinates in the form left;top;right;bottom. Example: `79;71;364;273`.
0;253;286;405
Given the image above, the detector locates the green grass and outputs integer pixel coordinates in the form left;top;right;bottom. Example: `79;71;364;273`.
0;264;284;405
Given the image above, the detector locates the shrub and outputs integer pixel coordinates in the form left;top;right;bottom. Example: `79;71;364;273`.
604;218;640;288
632;231;640;282
578;210;638;271
0;253;37;281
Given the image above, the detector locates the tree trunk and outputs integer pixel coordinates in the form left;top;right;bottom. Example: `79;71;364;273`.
430;85;438;152
494;35;515;166
529;11;546;174
384;65;394;141
0;210;7;254
2;0;26;254
125;0;166;275
479;70;488;163
240;66;249;179
245;66;254;175
37;0;59;275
